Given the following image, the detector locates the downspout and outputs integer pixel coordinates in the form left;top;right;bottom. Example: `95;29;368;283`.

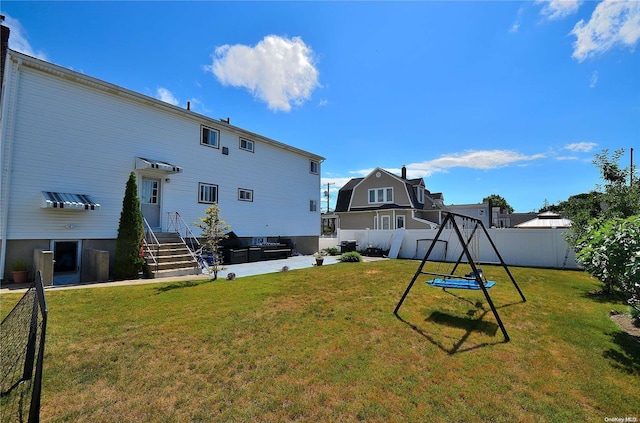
0;54;20;280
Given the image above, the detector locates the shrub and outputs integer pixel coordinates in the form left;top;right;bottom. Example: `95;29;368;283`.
323;247;340;256
113;172;145;280
575;215;640;311
340;251;362;262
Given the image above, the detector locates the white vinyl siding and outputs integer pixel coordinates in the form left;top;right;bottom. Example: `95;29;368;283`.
2;53;323;242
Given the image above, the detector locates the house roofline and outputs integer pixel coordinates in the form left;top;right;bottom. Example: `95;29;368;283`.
8;49;325;162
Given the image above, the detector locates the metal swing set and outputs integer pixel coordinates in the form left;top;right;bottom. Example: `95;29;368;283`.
394;211;526;342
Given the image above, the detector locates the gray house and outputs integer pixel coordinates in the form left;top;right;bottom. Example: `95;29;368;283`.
335;166;491;230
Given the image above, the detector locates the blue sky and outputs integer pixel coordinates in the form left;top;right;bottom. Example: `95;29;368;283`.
2;1;638;213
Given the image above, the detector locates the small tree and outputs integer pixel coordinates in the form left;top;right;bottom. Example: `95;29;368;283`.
483;194;514;214
113;172;145;280
194;203;230;280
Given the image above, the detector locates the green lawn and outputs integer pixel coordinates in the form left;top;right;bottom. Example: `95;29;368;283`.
2;260;639;422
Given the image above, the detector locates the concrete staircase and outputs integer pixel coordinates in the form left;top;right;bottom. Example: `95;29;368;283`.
144;232;202;279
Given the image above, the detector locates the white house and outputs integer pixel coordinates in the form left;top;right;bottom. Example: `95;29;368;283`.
0;32;324;284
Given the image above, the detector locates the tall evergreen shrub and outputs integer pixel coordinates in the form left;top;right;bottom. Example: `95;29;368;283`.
113;172;145;280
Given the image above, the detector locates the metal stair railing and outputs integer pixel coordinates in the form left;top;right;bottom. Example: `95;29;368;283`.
166;211;209;273
143;217;160;274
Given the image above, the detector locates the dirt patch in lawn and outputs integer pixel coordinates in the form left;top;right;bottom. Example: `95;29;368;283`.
611;313;640;340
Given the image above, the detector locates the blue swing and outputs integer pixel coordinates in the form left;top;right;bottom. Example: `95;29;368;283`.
426;269;495;290
426;278;495;290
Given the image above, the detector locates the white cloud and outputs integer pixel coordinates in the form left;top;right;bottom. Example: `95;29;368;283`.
404;150;546;178
536;0;582;20
509;6;525;33
205;35;320;112
571;0;640;61
3;14;47;60
155;87;179;106
341;150;546;185
564;142;598;152
589;70;599;88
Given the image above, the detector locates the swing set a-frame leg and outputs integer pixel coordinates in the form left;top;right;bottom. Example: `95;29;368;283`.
394;214;451;315
453;223;511;342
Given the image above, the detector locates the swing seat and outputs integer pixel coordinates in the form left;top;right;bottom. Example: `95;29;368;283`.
426;278;496;290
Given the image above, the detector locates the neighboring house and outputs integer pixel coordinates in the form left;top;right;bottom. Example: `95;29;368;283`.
515;212;572;229
335;167;443;230
335;166;491;231
492;208;538;228
0;34;324;283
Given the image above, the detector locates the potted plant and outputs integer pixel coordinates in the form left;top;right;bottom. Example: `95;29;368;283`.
11;260;29;284
314;252;325;266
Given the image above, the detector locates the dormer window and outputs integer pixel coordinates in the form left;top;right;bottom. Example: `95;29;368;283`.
417;187;424;203
368;187;393;204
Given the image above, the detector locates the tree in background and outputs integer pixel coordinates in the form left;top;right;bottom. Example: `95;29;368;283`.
542;192;605;243
194;203;230;280
113;172;145;280
593;149;639;220
572;149;639;313
483;194;514;214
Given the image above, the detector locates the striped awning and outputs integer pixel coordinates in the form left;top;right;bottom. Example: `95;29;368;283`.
135;157;183;174
41;192;101;210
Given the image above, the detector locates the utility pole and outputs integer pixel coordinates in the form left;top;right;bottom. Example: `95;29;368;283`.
324;182;334;213
631;147;634;187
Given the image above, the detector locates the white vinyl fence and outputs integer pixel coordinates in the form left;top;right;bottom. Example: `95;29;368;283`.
320;228;580;270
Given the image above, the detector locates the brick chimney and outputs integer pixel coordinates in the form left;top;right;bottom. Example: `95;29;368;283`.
1;20;9;101
401;165;407;179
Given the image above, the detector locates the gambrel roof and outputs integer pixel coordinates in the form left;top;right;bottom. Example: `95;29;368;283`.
335;167;443;212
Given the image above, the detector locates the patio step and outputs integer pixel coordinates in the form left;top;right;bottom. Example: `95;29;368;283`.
144;232;200;278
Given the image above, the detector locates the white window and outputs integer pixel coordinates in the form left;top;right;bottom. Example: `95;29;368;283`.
417;187;424;203
141;180;159;204
198;183;218;204
381;215;391;230
396;215;405;229
240;138;254;153
238;188;253;202
310;199;318;212
201;126;219;148
310;160;319;174
368;187;394;204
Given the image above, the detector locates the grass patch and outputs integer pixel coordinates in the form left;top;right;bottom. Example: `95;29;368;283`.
1;261;639;421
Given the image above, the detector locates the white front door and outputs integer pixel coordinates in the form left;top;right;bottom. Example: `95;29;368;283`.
51;240;81;285
141;177;161;229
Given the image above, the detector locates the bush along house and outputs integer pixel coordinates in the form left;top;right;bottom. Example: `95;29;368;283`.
0;26;324;284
